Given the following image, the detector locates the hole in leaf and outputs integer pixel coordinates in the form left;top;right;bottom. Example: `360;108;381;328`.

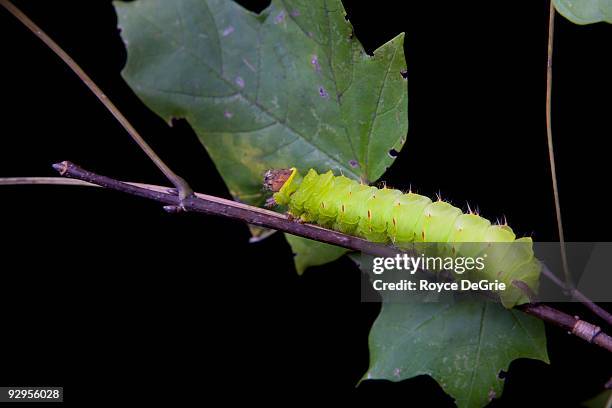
234;0;270;13
388;149;399;158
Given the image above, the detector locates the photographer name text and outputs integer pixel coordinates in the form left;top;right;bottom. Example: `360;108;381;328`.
370;254;507;292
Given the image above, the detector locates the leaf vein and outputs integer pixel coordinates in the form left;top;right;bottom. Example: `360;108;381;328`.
132;6;359;178
364;41;400;177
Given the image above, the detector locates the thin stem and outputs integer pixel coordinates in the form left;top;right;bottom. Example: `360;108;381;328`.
0;177;96;187
49;160;612;353
546;0;573;290
0;177;175;193
0;0;193;200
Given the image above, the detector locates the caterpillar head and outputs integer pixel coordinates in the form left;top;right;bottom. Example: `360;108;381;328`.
263;168;293;192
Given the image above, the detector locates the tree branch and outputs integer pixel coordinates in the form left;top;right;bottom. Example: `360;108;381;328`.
50;161;399;257
518;303;612;352
50;160;612;353
6;176;610;326
541;264;612;326
5;176;611;327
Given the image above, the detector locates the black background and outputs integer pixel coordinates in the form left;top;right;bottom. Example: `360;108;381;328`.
1;0;611;406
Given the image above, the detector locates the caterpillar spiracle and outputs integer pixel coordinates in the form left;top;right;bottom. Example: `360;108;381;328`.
264;168;541;308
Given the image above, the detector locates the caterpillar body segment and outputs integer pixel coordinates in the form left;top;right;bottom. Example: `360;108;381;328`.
390;193;432;243
268;168;540;307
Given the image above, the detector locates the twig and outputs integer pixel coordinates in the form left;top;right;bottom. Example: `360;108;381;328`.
50;161;399;258
541;264;612;326
546;0;572;290
50;160;612;353
0;0;193;200
517;303;612;352
0;177;179;194
4;175;611;326
0;177;96;187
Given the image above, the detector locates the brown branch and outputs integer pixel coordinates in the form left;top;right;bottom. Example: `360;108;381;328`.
541;264;612;326
51;160;612;353
518;304;612;352
6;175;611;326
50;161;398;258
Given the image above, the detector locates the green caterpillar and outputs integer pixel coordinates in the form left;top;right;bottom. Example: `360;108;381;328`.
264;168;541;308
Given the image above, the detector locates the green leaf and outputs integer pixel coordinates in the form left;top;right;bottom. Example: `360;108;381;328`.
553;0;612;24
285;234;348;274
353;255;549;406
114;0;407;207
363;300;549;408
583;390;612;408
115;0;407;270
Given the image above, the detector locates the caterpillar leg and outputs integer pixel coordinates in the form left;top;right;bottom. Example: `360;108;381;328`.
264;197;277;208
286;212;307;224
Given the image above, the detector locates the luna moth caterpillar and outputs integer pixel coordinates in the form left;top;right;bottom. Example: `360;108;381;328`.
264;168;541;308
